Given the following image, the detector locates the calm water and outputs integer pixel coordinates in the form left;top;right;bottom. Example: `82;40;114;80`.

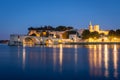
0;44;120;80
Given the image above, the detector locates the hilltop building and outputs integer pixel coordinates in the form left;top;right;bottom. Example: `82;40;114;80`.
9;22;114;46
88;22;109;35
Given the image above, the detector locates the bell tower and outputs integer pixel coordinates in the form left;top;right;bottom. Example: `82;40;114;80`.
89;21;93;32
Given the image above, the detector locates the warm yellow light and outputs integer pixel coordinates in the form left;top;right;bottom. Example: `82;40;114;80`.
104;45;109;77
114;37;117;40
58;39;62;43
89;38;93;42
59;44;63;72
43;32;46;35
113;44;118;77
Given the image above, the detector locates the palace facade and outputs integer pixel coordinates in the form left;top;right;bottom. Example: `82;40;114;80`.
88;22;109;35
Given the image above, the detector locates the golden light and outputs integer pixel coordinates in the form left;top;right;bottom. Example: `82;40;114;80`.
114;37;117;40
59;44;63;72
104;44;109;77
113;44;118;77
58;39;62;43
88;44;94;75
43;32;46;36
93;45;97;68
98;45;102;68
88;38;93;42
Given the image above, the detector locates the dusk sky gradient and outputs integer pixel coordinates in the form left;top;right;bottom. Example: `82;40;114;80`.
0;0;120;39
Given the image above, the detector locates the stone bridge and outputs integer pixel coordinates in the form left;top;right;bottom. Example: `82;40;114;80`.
9;34;60;46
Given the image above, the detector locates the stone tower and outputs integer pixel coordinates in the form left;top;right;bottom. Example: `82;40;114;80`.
89;21;93;32
94;25;99;32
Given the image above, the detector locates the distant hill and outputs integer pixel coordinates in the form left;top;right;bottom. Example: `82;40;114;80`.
0;40;9;44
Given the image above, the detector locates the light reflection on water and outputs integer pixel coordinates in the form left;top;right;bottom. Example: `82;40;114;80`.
104;44;109;77
88;45;102;76
113;44;118;78
3;44;120;79
74;45;78;65
59;44;63;72
23;44;118;78
88;44;119;79
22;46;26;69
53;45;57;71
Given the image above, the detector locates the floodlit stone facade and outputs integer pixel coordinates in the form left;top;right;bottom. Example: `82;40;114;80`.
88;22;109;35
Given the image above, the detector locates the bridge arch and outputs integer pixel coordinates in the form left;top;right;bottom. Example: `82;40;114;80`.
23;36;40;45
45;39;53;45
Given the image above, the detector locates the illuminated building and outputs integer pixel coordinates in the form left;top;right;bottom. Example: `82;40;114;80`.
88;22;109;35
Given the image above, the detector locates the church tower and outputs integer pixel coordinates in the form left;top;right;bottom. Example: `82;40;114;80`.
89;21;93;32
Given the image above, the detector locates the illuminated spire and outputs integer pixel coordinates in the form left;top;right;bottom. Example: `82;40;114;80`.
89;21;92;26
89;21;93;32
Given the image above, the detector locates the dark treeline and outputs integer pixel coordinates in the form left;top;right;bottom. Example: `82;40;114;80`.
108;29;120;39
0;40;9;44
82;29;120;39
28;25;73;31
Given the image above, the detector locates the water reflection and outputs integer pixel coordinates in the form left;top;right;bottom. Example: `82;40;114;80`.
53;45;57;71
104;44;109;77
22;46;26;69
98;45;102;69
59;44;63;72
18;44;120;79
40;46;46;64
113;44;118;78
74;45;78;65
17;46;20;58
74;45;78;72
88;44;119;78
89;45;102;76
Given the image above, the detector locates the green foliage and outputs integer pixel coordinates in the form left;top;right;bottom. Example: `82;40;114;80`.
108;30;116;37
55;26;67;31
108;30;120;41
82;30;100;39
90;31;100;39
28;25;73;31
62;30;78;39
55;26;73;31
116;29;120;38
81;30;90;39
30;33;37;36
99;33;105;37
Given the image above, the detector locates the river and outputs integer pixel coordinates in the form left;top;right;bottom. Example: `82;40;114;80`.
0;44;120;80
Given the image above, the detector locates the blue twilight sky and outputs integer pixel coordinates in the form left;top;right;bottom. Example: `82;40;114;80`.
0;0;120;39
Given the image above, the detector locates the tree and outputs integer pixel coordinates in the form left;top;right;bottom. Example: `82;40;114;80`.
81;30;90;39
67;26;73;30
99;33;105;37
90;31;100;39
108;30;116;41
55;26;67;31
62;30;79;39
28;27;36;30
108;30;116;37
30;33;37;36
116;29;120;38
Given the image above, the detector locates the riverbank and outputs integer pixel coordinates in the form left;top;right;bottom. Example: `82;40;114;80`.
65;42;120;45
0;40;9;44
8;41;120;46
